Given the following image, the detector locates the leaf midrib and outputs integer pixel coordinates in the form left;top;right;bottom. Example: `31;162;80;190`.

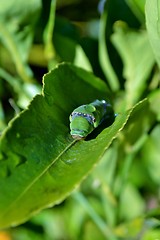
0;139;76;222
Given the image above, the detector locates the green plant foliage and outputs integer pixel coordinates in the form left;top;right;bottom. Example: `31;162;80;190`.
0;0;160;238
0;63;135;229
112;22;155;107
0;0;41;83
125;0;146;23
146;0;160;68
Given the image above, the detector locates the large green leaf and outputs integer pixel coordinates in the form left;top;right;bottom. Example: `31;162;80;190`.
145;0;160;68
0;63;144;229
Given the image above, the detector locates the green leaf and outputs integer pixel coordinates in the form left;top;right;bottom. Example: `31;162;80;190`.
119;96;150;146
115;216;160;239
145;0;160;68
119;183;145;220
43;0;57;66
111;22;155;107
149;89;160;121
98;0;120;91
0;63;144;228
0;0;41;83
115;217;144;238
125;0;146;23
73;45;92;71
53;17;92;71
142;124;160;185
0;0;41;25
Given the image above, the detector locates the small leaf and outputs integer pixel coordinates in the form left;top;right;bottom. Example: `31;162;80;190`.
73;45;92;71
111;22;155;107
0;63;143;228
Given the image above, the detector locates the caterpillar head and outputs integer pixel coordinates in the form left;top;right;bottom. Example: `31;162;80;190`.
69;115;94;140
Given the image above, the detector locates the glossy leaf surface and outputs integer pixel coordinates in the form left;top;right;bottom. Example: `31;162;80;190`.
0;63;135;228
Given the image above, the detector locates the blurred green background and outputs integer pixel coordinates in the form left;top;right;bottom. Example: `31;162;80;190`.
0;0;160;239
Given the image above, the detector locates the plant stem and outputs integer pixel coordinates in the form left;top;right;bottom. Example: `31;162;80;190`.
73;191;118;240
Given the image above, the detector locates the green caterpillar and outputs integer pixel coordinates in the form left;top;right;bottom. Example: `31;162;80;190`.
69;99;115;140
